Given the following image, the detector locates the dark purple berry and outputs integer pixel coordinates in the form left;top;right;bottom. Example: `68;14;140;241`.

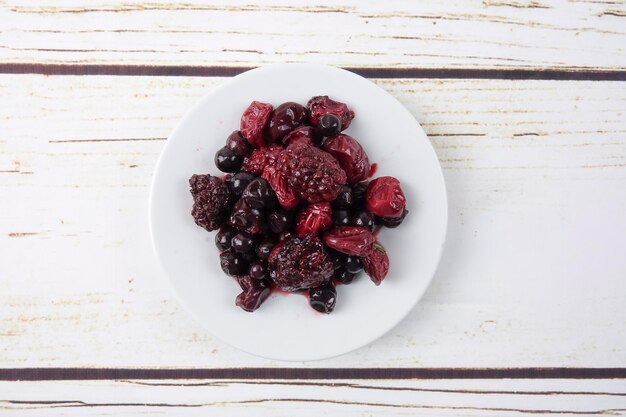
336;268;355;284
329;250;344;271
268;102;308;142
227;172;255;197
352;211;376;232
226;130;252;157
343;255;363;274
230;198;264;234
352;181;369;207
236;277;271;312
249;261;267;280
333;209;351;227
231;232;255;253
333;185;353;209
242;178;276;209
308;284;337;314
377;208;409;229
220;250;247;276
215;226;235;251
268;209;293;234
215;146;243;173
255;241;274;260
317;114;341;138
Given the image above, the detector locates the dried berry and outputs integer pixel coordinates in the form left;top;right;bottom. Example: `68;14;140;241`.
282;126;316;146
295;202;333;238
268;102;308;142
323;134;370;184
242;143;284;176
307;96;355;130
366;176;407;219
362;241;390;285
262;165;301;210
240;101;273;148
322;226;374;257
189;174;232;232
236;276;271;312
377;208;409;228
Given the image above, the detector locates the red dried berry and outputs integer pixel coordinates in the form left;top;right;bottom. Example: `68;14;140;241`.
362;241;390;285
307;96;355;130
268;102;308;142
322;226;374;257
189;174;232;231
235;276;271;312
366;176;407;219
278;142;347;203
240;101;273;148
282;126;316;146
295;202;333;238
262;165;301;210
323;134;370;184
242;143;284;175
268;234;334;292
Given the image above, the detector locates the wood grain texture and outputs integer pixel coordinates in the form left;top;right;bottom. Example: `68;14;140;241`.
2;0;626;71
1;75;625;368
1;379;625;416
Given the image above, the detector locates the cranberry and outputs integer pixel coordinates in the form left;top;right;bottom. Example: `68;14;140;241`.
230;198;264;234
226;130;252;157
336;269;355;285
323;134;370;184
333;185;353;209
248;261;267;280
366;176;406;219
308;284;337;314
227;172;255;197
362;241;390;285
268;102;308;142
333;209;351;227
255;240;275;260
351;211;375;232
316;114;341;138
262;165;301;210
236;276;271;312
215;225;235;251
295;202;333;238
282;126;316;146
322;226;374;257
307;96;354;130
220;250;248;276
242;178;276;209
377;208;409;228
268;208;294;234
215;146;243;173
240;101;272;148
231;231;255;254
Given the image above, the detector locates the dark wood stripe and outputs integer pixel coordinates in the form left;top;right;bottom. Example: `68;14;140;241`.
1;63;626;81
1;368;625;381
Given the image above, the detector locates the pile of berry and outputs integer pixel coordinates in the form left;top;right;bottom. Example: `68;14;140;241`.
189;96;408;313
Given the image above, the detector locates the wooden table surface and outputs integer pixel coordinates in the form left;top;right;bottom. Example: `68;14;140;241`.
1;1;626;415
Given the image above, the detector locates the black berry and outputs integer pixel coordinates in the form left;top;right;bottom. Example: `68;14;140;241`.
268;209;293;234
215;146;243;173
215;226;235;251
249;261;267;280
231;232;255;253
333;209;351;227
226;130;252;157
377;208;409;229
242;178;276;209
343;255;363;274
317;114;341;138
336;268;355;284
308;284;337;314
352;211;376;232
227;172;255;197
220;250;247;276
255;241;275;260
333;185;353;209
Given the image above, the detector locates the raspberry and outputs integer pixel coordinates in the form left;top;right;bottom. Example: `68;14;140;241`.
295;202;333;238
240;101;273;148
323;134;370;184
262;165;301;210
307;96;355;130
322;226;374;257
268;234;334;292
278;142;347;203
362;241;390;285
189;174;232;231
366;176;407;219
241;143;284;175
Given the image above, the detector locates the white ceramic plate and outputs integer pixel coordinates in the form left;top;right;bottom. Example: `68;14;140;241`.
150;64;447;361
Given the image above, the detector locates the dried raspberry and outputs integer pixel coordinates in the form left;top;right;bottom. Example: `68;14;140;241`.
241;143;284;175
236;276;271;312
262;165;301;210
362;241;390;285
282;126;316;146
322;226;374;257
295;202;333;238
268;234;334;292
366;176;407;219
278;142;347;203
240;101;273;148
189;174;232;231
307;96;355;130
323;134;370;184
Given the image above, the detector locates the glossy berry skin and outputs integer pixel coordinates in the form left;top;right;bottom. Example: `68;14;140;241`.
230;198;264;234
323;134;370;184
236;276;271;312
240;101;273;148
316;114;341;138
262;165;301;210
336;269;356;285
352;211;376;232
377;208;409;228
268;102;308;142
268;209;294;234
295;202;333;238
333;185;353;209
366;176;407;219
333;209;351;227
215;226;235;251
226;130;252;157
308;284;337;314
352;182;369;208
343;255;363;274
227;172;255;197
307;96;355;130
220;250;248;276
362;241;390;285
255;240;275;260
231;232;255;254
242;178;276;209
322;226;375;257
215;146;243;173
248;261;267;280
282;126;316;146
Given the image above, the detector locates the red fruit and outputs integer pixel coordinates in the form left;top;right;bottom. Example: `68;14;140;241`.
322;226;374;257
307;96;355;130
296;202;333;238
189;174;232;231
362;241;390;285
282;126;315;146
323;134;370;184
262;165;301;210
278;142;347;203
235;276;271;312
366;176;406;219
242;143;284;175
240;101;273;148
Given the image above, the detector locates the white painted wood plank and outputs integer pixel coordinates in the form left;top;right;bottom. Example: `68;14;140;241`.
2;0;625;70
0;75;625;367
1;379;625;416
